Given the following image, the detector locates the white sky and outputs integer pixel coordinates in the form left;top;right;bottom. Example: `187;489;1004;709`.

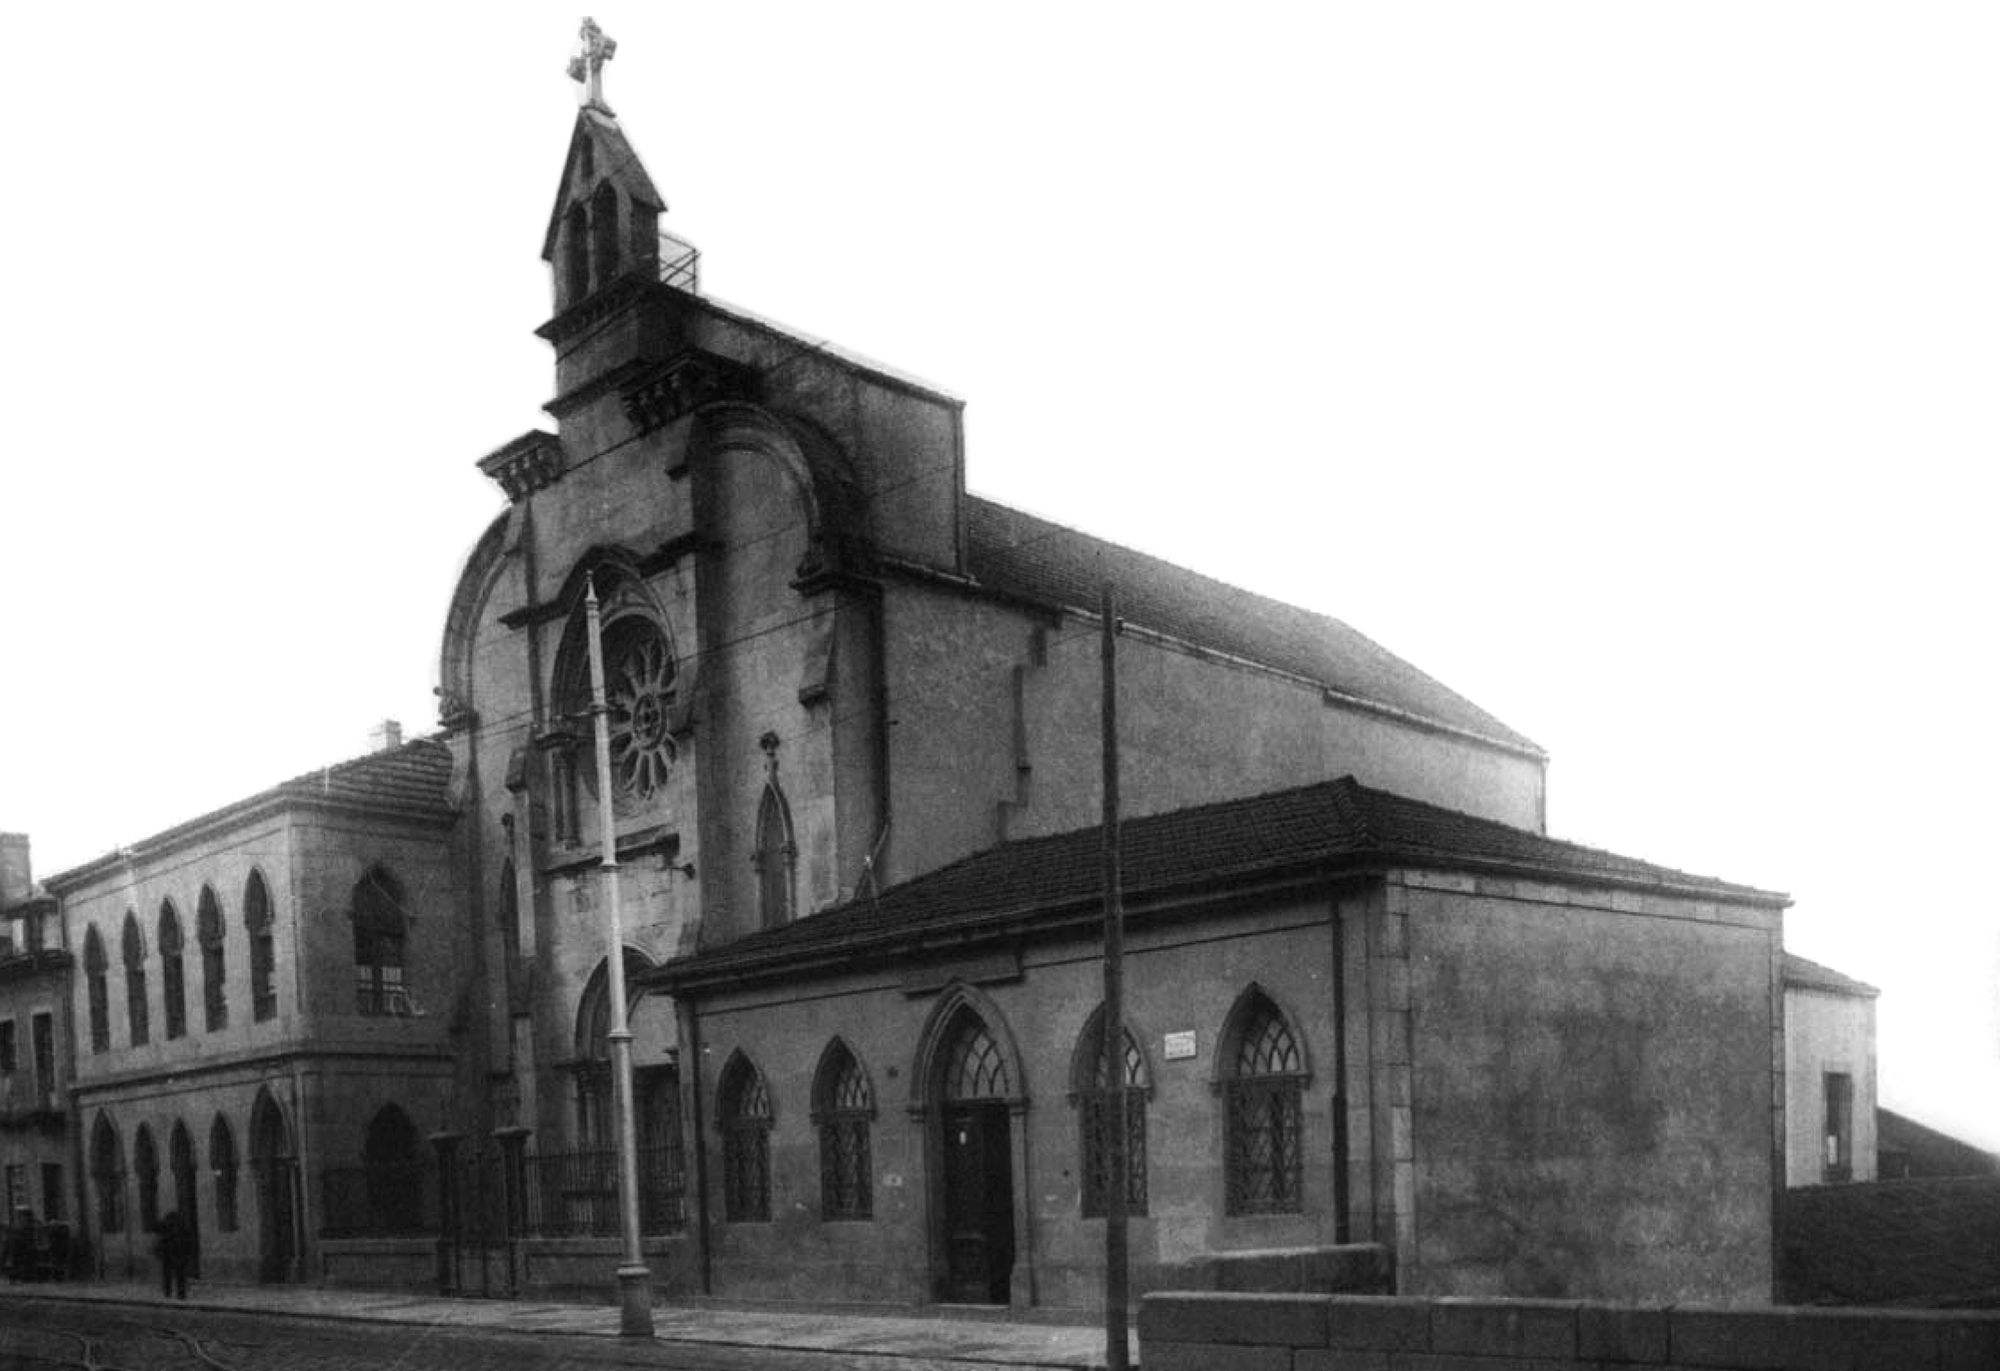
2;5;1994;1151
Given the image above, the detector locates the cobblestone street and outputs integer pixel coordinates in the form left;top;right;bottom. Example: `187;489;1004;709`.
0;1298;1100;1371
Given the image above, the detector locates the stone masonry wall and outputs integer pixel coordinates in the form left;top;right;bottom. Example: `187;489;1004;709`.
1139;1292;2000;1371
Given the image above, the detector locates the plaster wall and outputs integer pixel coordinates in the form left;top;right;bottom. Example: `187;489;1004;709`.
684;897;1342;1310
1783;986;1878;1186
1397;875;1781;1303
1013;622;1545;838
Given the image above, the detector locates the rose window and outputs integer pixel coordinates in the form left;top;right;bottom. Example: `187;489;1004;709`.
606;621;676;800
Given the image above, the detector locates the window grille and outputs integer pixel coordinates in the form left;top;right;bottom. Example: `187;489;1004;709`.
1076;1019;1148;1218
814;1044;873;1221
353;868;411;1017
720;1059;772;1223
1224;994;1306;1215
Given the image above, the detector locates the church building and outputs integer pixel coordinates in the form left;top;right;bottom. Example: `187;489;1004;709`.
40;26;1791;1310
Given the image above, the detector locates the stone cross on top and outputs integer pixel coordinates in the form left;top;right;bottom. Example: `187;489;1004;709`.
567;17;617;110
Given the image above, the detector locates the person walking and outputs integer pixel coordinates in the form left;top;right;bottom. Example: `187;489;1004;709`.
154;1209;193;1300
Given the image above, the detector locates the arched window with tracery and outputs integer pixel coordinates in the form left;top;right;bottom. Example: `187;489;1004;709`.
812;1040;873;1220
84;928;110;1053
134;1123;160;1232
352;867;410;1017
210;1114;239;1232
939;1011;1010;1102
245;870;275;1022
90;1114;125;1233
1221;987;1308;1216
198;885;226;1030
753;783;796;929
121;912;148;1047
159;902;187;1041
1072;1007;1150;1217
718;1053;772;1223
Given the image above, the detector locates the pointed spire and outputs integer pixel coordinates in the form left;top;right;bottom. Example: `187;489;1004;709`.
566;18;618;113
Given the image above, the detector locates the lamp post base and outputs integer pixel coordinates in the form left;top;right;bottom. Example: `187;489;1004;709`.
616;1265;654;1338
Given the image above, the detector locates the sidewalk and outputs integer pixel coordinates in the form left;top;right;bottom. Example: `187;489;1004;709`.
0;1277;1134;1368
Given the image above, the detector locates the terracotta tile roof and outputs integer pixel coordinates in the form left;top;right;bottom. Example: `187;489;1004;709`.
960;497;1540;755
652;776;1783;991
266;737;456;815
1782;952;1880;999
45;738;456;891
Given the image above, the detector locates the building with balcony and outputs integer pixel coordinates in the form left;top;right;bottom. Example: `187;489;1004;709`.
0;835;72;1239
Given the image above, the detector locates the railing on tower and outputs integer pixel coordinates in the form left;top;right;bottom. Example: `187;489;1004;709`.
657;231;699;294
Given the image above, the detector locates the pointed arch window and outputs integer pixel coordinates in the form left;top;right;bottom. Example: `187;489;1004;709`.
121;912;148;1047
197;885;226;1031
754;783;797;929
361;1105;424;1234
1222;988;1308;1216
159;902;187;1041
1073;1008;1150;1218
718;1054;773;1223
940;1013;1010;1102
90;1115;125;1233
591;181;621;290
84;928;110;1053
245;871;275;1023
134;1124;160;1233
812;1041;873;1220
573;949;653;1148
209;1115;239;1233
169;1120;199;1235
563;202;590;306
352;867;410;1017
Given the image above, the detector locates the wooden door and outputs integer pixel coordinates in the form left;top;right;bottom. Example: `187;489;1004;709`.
941;1102;1013;1303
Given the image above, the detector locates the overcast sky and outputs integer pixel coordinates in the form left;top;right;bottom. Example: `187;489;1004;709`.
2;5;1993;1150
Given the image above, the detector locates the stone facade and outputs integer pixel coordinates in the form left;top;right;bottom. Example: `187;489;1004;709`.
42;742;463;1285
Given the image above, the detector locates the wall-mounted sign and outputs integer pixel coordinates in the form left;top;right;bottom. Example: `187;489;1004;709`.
1164;1030;1197;1061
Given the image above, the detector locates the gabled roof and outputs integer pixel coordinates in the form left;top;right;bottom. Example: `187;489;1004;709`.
45;738;456;892
541;108;666;262
651;775;1783;992
961;498;1540;756
1782;952;1880;999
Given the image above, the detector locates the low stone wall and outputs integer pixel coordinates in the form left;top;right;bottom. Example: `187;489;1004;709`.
1781;1176;2000;1305
1150;1245;1393;1297
1138;1292;2000;1370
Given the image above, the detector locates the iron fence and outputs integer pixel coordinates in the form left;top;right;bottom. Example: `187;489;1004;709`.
319;1143;684;1242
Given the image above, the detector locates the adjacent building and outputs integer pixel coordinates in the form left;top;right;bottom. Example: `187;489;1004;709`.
1780;953;1879;1188
0;835;72;1233
42;736;461;1283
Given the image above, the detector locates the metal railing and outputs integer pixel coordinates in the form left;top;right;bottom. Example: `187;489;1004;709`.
318;1144;685;1242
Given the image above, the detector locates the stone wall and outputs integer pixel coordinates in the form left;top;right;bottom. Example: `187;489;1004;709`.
1781;1176;2000;1306
1138;1292;2000;1370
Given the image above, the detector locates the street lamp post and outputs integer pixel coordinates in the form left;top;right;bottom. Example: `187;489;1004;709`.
585;575;655;1337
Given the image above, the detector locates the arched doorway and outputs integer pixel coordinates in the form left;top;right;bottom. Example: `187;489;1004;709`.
169;1121;200;1277
248;1091;298;1283
915;987;1027;1305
